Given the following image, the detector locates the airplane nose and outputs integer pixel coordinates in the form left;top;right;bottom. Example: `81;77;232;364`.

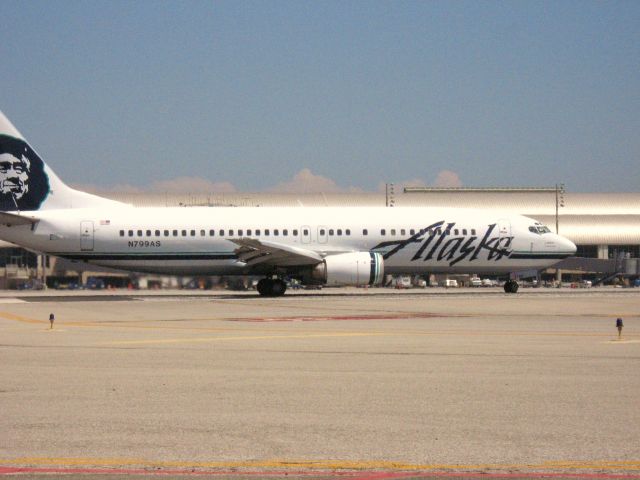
560;236;577;256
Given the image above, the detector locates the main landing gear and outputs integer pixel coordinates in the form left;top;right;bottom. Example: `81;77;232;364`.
256;278;287;297
503;279;519;294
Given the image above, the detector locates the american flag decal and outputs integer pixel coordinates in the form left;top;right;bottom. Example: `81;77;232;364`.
100;220;111;225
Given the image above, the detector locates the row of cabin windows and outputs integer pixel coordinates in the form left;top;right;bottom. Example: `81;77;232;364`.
319;228;351;236
377;227;477;236
119;228;303;238
119;227;477;238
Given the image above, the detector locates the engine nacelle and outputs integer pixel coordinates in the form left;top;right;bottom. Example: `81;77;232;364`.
309;252;384;287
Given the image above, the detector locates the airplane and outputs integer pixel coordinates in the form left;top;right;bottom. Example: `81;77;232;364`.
0;110;576;296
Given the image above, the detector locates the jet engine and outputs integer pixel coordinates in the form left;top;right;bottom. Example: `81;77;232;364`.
305;252;384;287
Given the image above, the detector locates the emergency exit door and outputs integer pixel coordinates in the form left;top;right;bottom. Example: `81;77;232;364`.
80;221;94;251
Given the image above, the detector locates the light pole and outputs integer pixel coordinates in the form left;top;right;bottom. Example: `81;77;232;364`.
555;183;565;234
386;183;395;207
555;183;565;285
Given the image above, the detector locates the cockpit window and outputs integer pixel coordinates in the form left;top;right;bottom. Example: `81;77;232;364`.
530;225;552;235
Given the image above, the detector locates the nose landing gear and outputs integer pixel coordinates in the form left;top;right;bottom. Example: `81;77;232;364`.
256;278;287;297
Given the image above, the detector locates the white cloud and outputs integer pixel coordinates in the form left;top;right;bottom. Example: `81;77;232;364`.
73;169;462;195
268;168;362;193
376;170;463;192
433;170;463;188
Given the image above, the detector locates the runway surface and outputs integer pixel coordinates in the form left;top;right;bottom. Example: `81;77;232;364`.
0;288;639;479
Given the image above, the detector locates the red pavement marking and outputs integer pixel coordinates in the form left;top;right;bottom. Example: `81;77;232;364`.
349;472;640;480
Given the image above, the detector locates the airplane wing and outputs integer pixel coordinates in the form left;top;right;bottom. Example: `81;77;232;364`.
0;211;37;226
230;238;323;267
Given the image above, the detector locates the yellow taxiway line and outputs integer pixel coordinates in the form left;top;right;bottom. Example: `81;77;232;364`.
0;311;45;324
1;456;640;472
102;331;388;346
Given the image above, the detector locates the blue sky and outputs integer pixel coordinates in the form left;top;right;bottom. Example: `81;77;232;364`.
1;1;639;193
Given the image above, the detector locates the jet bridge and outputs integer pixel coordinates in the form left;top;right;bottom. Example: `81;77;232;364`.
554;254;640;285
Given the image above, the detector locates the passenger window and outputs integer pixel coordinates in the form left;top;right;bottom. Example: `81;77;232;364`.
462;229;467;235
381;229;386;236
219;229;224;236
190;230;196;236
410;229;415;235
363;229;368;235
401;229;406;235
265;229;270;236
320;229;326;235
128;230;134;237
146;230;152;237
238;229;243;236
391;229;396;236
119;230;124;237
454;229;459;235
274;229;279;236
229;230;234;236
346;229;350;235
209;229;215;236
200;230;205;236
303;229;308;235
283;229;288;236
329;229;334;236
255;229;261;236
471;229;476;235
173;230;178;236
155;230;160;237
164;230;169;237
293;229;298;236
247;229;252;236
182;230;187;237
337;229;342;236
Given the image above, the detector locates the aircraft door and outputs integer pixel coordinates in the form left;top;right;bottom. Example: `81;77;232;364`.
497;219;511;239
317;226;328;244
80;221;94;251
301;225;311;244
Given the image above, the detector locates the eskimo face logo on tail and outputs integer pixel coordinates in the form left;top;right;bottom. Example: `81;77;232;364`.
0;135;49;211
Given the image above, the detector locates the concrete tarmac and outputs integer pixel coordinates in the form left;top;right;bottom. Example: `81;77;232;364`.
0;288;639;478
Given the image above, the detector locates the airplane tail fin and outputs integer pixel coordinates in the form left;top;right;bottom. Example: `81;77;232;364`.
0;110;125;212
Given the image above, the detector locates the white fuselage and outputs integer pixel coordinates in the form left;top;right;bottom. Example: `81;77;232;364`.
0;205;576;277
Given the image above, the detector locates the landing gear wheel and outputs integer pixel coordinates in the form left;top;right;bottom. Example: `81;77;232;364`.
257;278;287;297
257;278;271;296
503;280;519;294
270;279;287;296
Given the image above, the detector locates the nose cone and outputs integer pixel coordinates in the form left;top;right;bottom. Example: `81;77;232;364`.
558;235;577;257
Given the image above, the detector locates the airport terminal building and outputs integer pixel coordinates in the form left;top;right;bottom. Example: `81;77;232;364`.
1;189;639;288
